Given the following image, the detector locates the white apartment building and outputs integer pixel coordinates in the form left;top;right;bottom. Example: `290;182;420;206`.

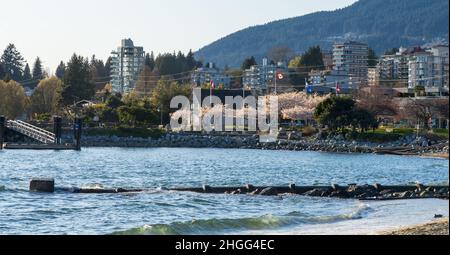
243;58;288;93
408;45;449;95
110;39;145;93
333;41;369;86
191;63;231;88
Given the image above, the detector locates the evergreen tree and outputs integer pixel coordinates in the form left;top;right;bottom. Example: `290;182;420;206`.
89;55;107;85
0;43;25;81
32;57;44;80
55;61;66;79
104;57;112;81
385;48;399;55
23;63;32;81
300;46;324;68
241;56;257;70
145;52;155;71
155;53;178;76
0;63;5;80
61;54;95;106
289;46;324;87
186;50;197;71
368;48;378;67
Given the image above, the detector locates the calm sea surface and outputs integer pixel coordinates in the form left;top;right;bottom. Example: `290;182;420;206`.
0;148;448;235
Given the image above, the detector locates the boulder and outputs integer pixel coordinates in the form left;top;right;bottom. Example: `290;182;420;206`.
202;185;212;192
373;183;382;191
245;184;255;192
249;189;260;195
425;186;435;192
288;183;296;192
320;190;331;197
231;189;242;195
330;190;350;198
415;183;425;192
357;193;369;199
303;189;326;197
437;188;449;195
379;189;394;196
29;178;55;193
331;184;341;191
420;191;433;197
259;187;278;196
400;191;413;198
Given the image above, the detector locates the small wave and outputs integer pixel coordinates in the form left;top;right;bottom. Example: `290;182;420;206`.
112;203;373;235
0;185;5;191
80;183;105;189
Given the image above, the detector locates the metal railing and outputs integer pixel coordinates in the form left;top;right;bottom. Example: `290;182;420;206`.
6;120;56;144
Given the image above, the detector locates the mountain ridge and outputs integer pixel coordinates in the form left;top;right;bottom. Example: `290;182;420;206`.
195;0;449;68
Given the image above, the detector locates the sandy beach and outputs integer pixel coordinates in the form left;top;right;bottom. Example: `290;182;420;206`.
381;218;449;235
420;153;450;160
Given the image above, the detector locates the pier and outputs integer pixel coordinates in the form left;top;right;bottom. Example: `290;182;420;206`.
0;116;82;151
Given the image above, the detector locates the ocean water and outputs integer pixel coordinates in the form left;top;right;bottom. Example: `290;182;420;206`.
0;148;448;235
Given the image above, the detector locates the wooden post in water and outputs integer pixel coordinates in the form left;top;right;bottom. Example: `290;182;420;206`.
0;116;5;150
53;116;62;144
73;118;82;151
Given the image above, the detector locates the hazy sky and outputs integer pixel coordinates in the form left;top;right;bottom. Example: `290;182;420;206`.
1;0;356;72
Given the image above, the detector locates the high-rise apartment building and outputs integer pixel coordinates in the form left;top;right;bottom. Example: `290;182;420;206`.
110;39;145;93
408;45;449;93
333;41;369;86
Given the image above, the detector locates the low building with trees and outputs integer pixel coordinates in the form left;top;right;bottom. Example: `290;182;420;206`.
191;62;231;88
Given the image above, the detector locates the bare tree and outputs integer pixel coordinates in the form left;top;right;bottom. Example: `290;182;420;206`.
356;87;398;118
398;98;436;130
431;98;449;120
268;47;294;63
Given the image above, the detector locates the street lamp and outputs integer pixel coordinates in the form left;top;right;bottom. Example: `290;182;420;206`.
158;106;163;126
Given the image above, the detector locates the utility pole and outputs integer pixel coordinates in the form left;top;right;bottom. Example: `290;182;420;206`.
0;116;5;150
73;118;82;151
159;106;163;126
53;116;62;144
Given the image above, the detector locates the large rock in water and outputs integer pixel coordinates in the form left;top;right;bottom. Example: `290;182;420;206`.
29;178;55;193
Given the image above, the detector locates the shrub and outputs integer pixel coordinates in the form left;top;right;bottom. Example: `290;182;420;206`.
302;126;317;137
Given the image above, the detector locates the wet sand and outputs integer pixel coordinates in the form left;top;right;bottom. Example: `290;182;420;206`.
381;218;449;235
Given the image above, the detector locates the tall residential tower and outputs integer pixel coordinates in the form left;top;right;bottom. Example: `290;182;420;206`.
333;41;369;86
110;39;145;93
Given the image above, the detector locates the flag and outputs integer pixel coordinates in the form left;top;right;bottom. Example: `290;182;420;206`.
276;71;284;80
335;82;341;94
210;80;215;89
305;78;313;94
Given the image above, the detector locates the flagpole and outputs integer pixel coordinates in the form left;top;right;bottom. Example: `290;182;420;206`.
275;69;277;95
273;67;278;95
336;82;338;97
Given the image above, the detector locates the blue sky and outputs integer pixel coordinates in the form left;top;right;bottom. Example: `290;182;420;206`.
0;0;356;72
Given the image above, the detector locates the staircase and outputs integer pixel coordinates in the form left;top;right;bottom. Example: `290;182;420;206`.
6;120;56;144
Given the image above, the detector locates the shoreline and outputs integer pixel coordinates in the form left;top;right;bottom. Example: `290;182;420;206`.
75;133;449;158
81;144;450;159
380;218;449;235
420;152;449;159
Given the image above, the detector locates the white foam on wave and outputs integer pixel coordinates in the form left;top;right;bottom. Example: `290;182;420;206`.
240;199;449;235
